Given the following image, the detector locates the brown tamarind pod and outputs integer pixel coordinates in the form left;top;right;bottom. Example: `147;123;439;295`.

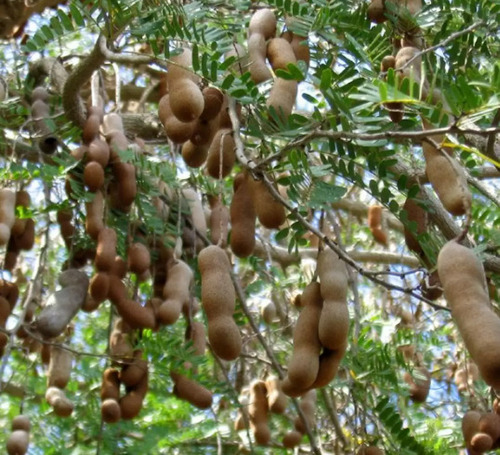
45;386;74;417
367;0;386;23
171;371;213;409
101;398;121;423
283;430;302;449
95;228;117;272
101;368;121;401
249;380;271;446
85;190;104;240
113;297;156;330
283;282;322;394
120;350;148;387
89;272;110;304
267;37;297;72
198;245;241;360
47;345;73;389
87;138;110;168
248;177;286;229
158;94;197;144
281;30;310;67
158;259;193;325
230;172;256;258
403;366;431;402
206;128;236;179
0;188;16;246
127;242;151;276
119;368;148;420
403;195;427;257
310;345;347;389
110;162;137;211
367;205;388;246
200;87;224;121
82;114;101;144
83;161;105;192
265;375;287;414
208;195;229;248
317;248;349;351
181;140;209;168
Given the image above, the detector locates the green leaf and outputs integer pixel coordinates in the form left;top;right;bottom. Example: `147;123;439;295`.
307;181;346;209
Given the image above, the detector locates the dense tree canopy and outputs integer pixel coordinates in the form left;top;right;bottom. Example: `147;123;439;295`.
0;0;499;454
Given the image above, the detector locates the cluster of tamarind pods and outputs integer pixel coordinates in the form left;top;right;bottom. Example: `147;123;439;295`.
1;3;498;454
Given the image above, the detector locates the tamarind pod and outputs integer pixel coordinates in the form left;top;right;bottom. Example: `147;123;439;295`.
283;430;302;449
181;140;209;168
169;79;204;123
32;270;89;339
230;172;256;257
11;415;30;432
261;301;276;324
367;0;386;23
267;78;298;120
478;412;500;442
357;447;385;455
108;132;129;164
421;271;443;301
111;162;137;209
248;33;273;84
158;94;197;144
471;433;493;452
106;274;128;305
82;114;101;144
286;282;322;391
171;371;213;409
438;241;500;388
119;369;148;420
14;218;35;251
111;256;128;280
207;195;229;248
120;350;148;387
310;344;347;389
190;117;219;146
87;138;110;168
47;345;73;389
85;190;104;240
317;249;349;350
403;367;431;402
101;368;121;401
422;139;471;216
200;87;224;121
6;430;29;455
45;386;74;417
403;195;427;256
367;205;388;246
198;245;236;318
207;316;242;361
89;272;110;304
101;398;121;423
205;128;236;179
249;380;271;446
167;47;199;85
265;375;288;414
248;177;286;229
281;31;310;67
127;242;151;276
0;296;11;328
0;280;19;310
158;259;193;325
267;37;297;72
249;8;276;38
113;298;156;329
83;161;105;192
0;188;16;246
95;228;117;272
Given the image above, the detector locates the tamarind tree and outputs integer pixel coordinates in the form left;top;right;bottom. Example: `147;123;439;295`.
0;0;499;454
